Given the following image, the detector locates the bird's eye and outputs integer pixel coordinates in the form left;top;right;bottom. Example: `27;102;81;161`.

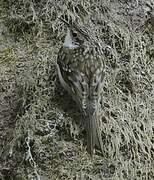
72;32;78;37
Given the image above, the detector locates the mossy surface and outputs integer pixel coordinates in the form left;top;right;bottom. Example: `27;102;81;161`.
0;0;153;179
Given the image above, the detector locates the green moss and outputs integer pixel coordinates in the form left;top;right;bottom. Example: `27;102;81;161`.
0;0;153;179
0;48;17;65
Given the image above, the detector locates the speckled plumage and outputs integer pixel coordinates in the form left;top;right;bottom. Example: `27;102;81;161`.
57;24;105;156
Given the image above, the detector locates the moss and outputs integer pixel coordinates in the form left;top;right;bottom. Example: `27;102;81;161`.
0;0;153;179
0;48;17;65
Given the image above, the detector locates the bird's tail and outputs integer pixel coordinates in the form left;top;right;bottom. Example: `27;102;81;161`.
85;111;103;156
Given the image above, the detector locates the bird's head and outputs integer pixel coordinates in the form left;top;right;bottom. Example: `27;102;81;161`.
63;28;86;48
59;17;91;48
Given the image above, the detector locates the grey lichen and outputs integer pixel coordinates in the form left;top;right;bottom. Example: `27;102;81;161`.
0;0;153;179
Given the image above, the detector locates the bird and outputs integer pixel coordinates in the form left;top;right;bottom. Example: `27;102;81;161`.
57;18;105;156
